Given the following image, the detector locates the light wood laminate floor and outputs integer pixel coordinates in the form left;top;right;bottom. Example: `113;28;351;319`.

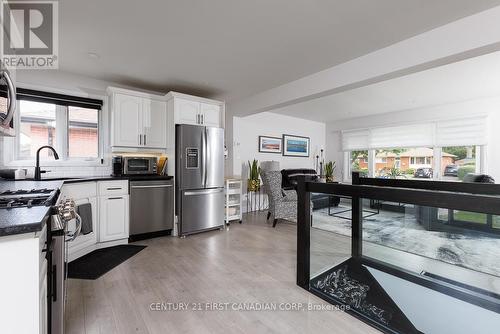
66;213;379;334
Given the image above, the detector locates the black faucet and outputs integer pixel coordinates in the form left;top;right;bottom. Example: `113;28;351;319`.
34;146;59;180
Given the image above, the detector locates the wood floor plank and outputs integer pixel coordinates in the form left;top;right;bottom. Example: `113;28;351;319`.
66;213;379;334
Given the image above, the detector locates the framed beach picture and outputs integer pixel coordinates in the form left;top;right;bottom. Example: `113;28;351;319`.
282;134;310;157
258;136;282;154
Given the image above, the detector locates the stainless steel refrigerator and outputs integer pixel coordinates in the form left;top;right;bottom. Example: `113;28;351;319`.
176;124;225;236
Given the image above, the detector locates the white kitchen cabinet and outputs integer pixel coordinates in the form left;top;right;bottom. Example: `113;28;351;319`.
0;226;48;334
39;261;48;334
99;195;129;242
174;98;200;125
143;99;167;148
200;102;221;127
113;93;142;147
109;87;167;149
167;92;223;127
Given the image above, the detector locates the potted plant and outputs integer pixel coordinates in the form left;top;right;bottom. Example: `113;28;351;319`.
247;159;261;191
324;161;336;183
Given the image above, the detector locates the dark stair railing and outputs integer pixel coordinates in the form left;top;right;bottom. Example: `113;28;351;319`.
297;172;500;334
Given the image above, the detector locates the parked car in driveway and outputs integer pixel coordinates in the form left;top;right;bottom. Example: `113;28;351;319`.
414;167;433;178
444;164;458;177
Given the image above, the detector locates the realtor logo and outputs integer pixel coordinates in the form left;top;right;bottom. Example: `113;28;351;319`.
1;1;58;69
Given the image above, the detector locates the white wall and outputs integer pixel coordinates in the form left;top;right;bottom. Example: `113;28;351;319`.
325;97;500;182
232;112;326;177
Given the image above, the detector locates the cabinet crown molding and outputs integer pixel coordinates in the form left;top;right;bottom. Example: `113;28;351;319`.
165;91;224;106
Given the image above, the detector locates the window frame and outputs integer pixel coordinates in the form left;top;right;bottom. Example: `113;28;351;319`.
344;145;485;182
3;89;106;167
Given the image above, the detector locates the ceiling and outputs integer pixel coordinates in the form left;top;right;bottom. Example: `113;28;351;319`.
58;0;500;102
271;51;500;122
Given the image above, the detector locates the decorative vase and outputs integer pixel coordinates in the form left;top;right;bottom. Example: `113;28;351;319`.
326;175;334;183
248;179;261;192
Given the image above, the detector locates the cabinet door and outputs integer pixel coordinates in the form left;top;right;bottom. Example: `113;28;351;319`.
143;99;167;148
99;195;129;242
39;261;48;334
200;103;221;127
174;98;200;125
112;93;142;147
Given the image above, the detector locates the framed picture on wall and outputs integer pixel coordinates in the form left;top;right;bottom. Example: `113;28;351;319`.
282;134;310;157
258;136;282;154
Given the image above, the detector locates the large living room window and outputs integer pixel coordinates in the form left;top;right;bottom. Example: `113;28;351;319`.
12;89;103;163
342;117;488;181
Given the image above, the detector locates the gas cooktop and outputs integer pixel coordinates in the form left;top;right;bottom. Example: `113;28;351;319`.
0;188;58;209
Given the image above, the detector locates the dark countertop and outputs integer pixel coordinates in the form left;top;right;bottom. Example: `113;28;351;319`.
61;174;173;183
0;175;173;238
0;180;63;237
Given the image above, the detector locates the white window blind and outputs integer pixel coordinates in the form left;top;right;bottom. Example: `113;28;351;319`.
369;123;435;149
436;117;488;147
341;129;369;151
341;116;488;151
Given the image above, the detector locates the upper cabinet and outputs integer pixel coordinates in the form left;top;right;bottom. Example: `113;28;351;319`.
109;87;167;149
167;92;224;128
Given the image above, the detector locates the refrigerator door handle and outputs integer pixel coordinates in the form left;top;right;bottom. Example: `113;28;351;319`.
201;128;206;187
184;188;224;196
204;127;209;186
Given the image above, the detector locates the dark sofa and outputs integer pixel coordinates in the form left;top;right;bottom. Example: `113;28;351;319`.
281;169;340;210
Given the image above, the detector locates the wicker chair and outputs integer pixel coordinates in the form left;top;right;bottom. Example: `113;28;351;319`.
260;170;297;227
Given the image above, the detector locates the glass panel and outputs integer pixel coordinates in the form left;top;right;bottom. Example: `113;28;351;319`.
310;193;351;278
361;202;500;291
374;147;434;179
441;146;477;181
68;106;99;158
350;150;368;177
18;100;56;159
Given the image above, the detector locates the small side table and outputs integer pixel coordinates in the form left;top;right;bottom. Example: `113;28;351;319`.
225;178;243;226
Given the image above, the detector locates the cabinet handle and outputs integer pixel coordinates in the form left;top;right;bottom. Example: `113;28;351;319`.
201;114;204;124
139;134;142;145
107;187;122;190
144;134;147;146
108;197;123;200
197;114;200;124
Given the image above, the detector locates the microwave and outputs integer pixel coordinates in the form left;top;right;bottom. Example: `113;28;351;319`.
113;156;157;175
0;69;16;137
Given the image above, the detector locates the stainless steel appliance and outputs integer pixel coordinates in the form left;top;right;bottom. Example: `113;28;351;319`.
176;124;225;236
129;179;174;240
0;68;16;137
120;156;157;175
50;198;81;334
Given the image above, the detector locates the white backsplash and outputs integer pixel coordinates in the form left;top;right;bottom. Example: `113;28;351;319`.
19;165;113;179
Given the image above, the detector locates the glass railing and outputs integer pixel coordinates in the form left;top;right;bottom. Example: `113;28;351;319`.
297;174;500;334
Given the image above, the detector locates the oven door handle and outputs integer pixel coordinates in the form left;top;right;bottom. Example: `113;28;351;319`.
0;69;16;126
66;212;82;242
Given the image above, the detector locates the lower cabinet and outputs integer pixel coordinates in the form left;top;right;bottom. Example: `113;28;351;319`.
62;180;130;261
99;195;129;242
39;261;48;334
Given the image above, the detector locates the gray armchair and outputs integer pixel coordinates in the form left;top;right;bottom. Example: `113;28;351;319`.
260;170;297;227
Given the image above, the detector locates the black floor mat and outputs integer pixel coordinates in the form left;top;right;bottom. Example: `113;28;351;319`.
68;245;146;280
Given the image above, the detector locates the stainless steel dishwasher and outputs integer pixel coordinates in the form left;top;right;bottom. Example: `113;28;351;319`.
129;179;174;240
